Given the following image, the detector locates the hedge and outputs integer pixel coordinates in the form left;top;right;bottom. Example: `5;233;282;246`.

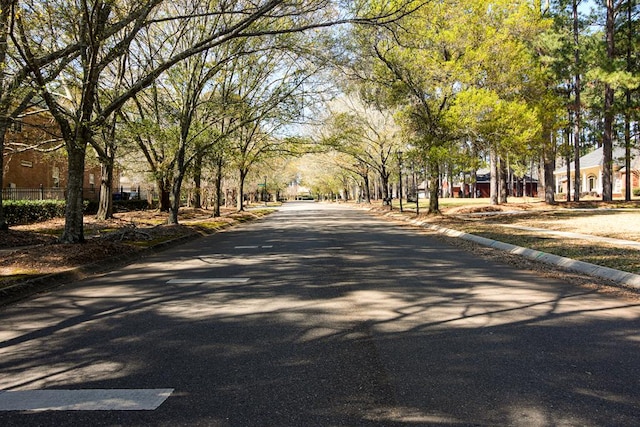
2;199;155;225
3;200;70;225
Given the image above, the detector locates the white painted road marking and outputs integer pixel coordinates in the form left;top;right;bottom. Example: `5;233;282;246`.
0;389;173;411
167;278;250;284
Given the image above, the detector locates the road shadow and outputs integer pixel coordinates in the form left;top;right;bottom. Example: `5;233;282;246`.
0;203;639;425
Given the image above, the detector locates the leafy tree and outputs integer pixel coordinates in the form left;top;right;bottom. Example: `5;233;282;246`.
223;43;314;211
572;0;585;201
13;0;164;242
11;0;420;242
545;0;592;200
580;0;639;200
619;0;639;200
602;0;618;201
448;88;541;204
298;151;358;200
321;94;401;205
0;0;77;230
350;0;550;210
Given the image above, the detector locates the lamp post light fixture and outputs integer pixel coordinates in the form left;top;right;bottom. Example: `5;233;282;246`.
397;151;403;213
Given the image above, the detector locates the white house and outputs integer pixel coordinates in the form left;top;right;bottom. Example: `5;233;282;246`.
554;146;639;198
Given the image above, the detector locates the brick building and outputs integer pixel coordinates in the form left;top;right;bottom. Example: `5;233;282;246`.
2;111;104;200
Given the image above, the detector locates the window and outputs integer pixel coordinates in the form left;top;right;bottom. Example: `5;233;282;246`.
89;173;95;189
52;167;60;188
614;173;622;193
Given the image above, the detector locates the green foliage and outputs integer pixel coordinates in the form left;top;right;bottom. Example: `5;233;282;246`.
2;199;154;225
448;87;541;160
3;200;68;225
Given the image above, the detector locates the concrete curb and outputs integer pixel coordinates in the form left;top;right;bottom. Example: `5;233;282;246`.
382;210;640;291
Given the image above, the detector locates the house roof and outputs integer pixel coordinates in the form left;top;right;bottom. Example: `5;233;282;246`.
554;146;638;174
475;167;538;183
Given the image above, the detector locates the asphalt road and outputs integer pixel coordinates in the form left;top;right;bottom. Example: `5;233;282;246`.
0;202;639;426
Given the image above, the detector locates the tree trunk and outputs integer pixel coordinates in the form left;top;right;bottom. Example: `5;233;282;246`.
566;139;572;202
499;156;508;204
157;178;171;212
60;142;87;243
96;150;115;220
168;173;185;225
602;0;615;201
213;157;223;217
363;173;371;203
381;170;391;205
624;1;633;201
0;126;7;231
625;108;631;201
427;161;440;214
193;152;202;209
428;175;439;214
541;129;556;205
573;0;581;202
602;86;614;201
237;169;247;211
0;6;13;231
490;145;499;205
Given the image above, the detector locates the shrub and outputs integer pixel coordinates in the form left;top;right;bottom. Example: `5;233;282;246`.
84;200;99;215
3;198;154;226
3;200;67;225
633;188;640;197
113;199;153;211
3;200;103;225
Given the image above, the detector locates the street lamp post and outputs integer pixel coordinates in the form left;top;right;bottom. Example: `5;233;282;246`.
397;151;403;213
263;176;267;206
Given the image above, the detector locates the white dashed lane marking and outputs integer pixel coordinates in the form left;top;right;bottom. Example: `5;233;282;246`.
167;278;250;284
0;388;173;411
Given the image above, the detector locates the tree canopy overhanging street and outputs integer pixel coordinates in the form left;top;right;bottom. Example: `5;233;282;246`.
0;0;638;241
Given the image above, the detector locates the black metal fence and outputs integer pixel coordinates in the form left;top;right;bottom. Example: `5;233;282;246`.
1;187;103;201
2;187;66;201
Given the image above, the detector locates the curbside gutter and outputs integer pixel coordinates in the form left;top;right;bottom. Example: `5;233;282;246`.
381;210;640;291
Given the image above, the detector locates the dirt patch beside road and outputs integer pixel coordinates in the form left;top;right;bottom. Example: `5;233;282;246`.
0;208;272;289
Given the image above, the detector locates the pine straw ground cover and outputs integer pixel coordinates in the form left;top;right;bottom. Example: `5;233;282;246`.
0;207;273;289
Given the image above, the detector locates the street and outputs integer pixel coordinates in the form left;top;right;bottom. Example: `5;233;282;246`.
0;202;639;426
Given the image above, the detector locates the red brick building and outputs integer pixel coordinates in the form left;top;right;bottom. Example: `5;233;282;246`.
2;111;104;200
